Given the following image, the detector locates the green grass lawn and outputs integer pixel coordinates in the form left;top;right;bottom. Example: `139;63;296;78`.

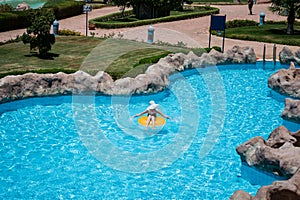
1;22;299;80
225;24;300;46
0;36;202;79
0;36;103;78
105;48;170;80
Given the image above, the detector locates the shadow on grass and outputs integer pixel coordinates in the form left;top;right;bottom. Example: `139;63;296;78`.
24;52;60;60
269;28;300;35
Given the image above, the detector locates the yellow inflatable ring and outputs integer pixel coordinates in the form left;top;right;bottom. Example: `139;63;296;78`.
138;116;166;127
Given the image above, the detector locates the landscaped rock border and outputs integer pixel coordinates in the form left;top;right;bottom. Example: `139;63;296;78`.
282;98;300;124
268;61;300;99
279;46;300;65
231;56;300;199
0;45;256;104
230;126;300;200
236;126;300;178
268;61;300;124
230;167;300;200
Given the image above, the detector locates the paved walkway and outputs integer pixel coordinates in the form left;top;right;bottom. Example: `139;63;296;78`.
1;3;299;59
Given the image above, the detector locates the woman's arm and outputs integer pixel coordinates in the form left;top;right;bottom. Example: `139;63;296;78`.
133;110;148;118
156;110;170;119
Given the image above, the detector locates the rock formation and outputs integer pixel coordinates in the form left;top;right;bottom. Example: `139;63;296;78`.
230;168;300;200
236;126;300;178
279;46;300;65
268;61;300;99
230;125;300;200
225;45;256;64
282;98;300;124
16;2;30;11
231;49;300;200
0;45;256;104
0;71;114;103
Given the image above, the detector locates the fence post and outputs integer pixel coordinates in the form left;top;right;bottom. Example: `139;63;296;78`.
263;44;266;63
273;43;277;65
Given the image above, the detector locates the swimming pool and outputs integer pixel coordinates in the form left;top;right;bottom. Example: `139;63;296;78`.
0;0;45;9
0;62;293;199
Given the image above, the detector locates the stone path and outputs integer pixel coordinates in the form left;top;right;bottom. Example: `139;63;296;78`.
0;3;299;59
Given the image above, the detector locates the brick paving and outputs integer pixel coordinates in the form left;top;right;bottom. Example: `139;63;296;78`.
0;3;299;59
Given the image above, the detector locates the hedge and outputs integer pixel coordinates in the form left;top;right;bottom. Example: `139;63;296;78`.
225;19;300;29
225;19;258;28
43;0;85;20
90;6;219;29
0;0;85;32
0;11;31;32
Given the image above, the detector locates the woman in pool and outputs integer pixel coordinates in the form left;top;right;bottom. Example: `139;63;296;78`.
133;100;170;129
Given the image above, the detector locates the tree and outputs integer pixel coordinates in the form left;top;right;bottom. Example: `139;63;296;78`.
22;9;56;57
112;0;182;19
0;4;14;12
270;0;300;34
113;0;131;17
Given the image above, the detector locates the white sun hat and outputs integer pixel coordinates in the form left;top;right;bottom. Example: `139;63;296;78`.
147;100;159;110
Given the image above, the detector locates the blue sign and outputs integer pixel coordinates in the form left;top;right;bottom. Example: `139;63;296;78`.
83;5;92;12
210;15;226;31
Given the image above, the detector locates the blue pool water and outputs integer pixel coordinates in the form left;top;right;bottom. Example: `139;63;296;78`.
0;0;45;9
0;62;296;199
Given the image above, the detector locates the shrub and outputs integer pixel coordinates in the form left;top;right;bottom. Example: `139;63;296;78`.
0;4;14;12
22;9;56;57
58;29;82;36
91;6;219;29
44;0;84;20
0;0;85;32
137;52;171;66
0;10;31;31
92;10;134;22
191;47;207;56
226;19;258;28
204;46;222;53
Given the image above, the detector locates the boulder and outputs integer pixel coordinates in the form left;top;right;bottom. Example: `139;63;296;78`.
268;61;300;98
255;169;300;200
282;98;300;124
208;49;227;64
197;53;217;67
231;126;300;200
144;63;171;86
225;46;256;64
229;190;253;200
93;71;114;94
16;2;30;11
279;46;300;65
266;125;297;148
236;126;300;177
156;53;187;72
0;71;114;103
230;169;300;200
111;77;136;95
184;51;203;68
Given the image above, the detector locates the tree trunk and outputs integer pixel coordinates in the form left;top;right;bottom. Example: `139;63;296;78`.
286;5;295;35
121;5;125;18
133;3;170;19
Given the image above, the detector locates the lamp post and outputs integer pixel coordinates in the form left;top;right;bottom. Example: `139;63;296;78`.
83;2;92;36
